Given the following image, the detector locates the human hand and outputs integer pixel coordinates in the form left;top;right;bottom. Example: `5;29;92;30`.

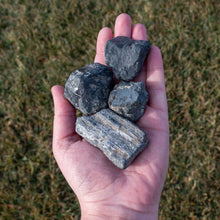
51;13;169;220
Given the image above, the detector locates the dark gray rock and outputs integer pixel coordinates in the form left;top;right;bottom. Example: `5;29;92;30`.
75;109;148;169
64;63;113;115
105;36;150;81
108;81;148;122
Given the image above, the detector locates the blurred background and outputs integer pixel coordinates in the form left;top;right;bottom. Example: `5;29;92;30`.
0;0;219;219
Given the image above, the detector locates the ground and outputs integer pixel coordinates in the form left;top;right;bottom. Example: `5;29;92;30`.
0;0;219;219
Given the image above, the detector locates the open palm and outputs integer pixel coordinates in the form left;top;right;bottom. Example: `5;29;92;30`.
52;14;169;219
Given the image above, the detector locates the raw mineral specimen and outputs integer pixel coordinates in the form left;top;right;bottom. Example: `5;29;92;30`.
105;36;151;81
75;109;148;169
108;81;148;122
64;63;113;115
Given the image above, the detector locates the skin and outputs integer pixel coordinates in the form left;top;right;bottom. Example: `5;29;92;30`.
51;13;169;220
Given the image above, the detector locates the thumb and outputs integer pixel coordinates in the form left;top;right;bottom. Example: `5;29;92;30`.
51;85;79;148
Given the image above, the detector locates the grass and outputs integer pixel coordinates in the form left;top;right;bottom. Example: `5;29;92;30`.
0;0;219;219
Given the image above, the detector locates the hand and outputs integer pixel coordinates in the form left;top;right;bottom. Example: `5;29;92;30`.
51;13;169;220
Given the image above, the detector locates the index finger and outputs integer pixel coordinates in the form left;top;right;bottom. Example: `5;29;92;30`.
94;27;113;65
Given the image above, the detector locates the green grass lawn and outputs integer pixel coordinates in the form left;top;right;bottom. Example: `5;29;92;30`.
0;0;219;219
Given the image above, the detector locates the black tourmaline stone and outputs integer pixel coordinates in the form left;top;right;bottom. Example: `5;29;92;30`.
108;81;148;122
105;36;150;81
75;109;148;169
64;63;113;115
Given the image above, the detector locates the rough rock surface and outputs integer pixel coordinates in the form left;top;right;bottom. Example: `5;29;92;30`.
108;81;148;122
105;36;151;81
64;63;113;115
75;109;148;169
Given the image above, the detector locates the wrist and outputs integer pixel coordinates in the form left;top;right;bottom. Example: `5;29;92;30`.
80;203;158;220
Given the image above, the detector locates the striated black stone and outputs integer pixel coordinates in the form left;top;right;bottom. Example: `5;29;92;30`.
105;36;150;81
108;81;148;122
64;63;113;115
75;109;148;169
